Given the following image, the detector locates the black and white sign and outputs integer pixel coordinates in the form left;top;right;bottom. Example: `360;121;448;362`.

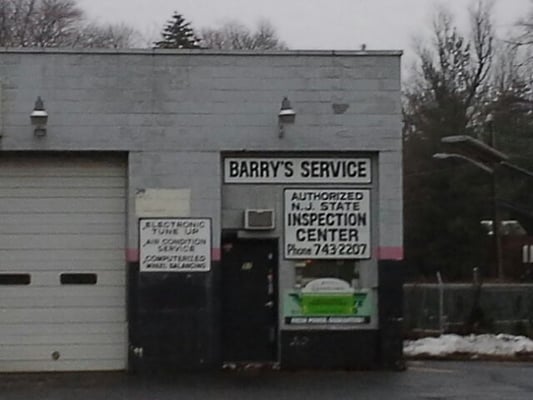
284;189;371;259
224;157;371;184
285;316;370;325
140;218;211;272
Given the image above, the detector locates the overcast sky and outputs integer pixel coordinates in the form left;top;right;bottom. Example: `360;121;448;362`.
77;0;530;63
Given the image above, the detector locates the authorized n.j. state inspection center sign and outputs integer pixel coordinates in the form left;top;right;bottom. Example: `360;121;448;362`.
284;189;371;259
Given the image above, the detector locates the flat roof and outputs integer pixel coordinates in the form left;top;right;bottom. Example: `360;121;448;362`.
0;48;402;57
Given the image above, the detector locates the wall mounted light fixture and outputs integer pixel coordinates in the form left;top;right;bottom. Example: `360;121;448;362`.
30;96;48;137
278;96;296;138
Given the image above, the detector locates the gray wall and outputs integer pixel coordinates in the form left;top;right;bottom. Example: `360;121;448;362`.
0;49;405;370
0;49;402;260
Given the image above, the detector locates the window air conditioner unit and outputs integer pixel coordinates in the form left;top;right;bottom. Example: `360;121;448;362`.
244;209;275;230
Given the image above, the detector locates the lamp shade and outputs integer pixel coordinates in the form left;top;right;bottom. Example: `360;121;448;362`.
278;97;296;124
30;96;48;125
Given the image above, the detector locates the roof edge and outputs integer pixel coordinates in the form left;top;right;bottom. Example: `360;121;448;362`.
0;47;403;57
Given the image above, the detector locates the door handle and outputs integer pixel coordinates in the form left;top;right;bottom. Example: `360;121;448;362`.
265;300;274;309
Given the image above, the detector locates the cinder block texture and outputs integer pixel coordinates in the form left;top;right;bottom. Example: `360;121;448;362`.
0;49;402;251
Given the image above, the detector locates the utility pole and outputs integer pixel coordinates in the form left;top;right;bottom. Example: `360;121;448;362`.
439;132;533;280
440;132;509;281
487;114;504;280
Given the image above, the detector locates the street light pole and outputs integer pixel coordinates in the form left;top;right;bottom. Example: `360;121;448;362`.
433;150;504;280
491;167;505;280
486;115;505;280
437;133;533;281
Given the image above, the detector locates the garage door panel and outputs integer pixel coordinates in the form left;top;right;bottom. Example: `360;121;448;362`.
0;286;125;300
2;296;126;310
0;223;124;235
0;322;126;336
0;272;125;287
0;260;124;271
0;213;125;227
0;187;126;198
28;270;126;286
0;359;125;372
0;344;126;361
0;198;125;213
0;154;127;372
0;234;125;249
0;220;124;235
0;307;126;324
1;332;126;346
0;176;125;188
0;249;124;264
0;294;125;308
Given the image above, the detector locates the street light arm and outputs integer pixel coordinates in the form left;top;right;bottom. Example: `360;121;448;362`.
440;136;533;179
433;152;494;174
441;135;509;164
500;161;533;179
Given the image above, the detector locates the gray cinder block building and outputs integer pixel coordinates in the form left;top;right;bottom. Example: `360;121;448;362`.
0;49;403;372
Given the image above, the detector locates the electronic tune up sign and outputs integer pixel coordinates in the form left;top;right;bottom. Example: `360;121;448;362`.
284;189;371;259
140;218;211;272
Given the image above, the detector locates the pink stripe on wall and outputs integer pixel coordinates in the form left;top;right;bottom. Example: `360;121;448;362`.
377;247;404;260
126;248;221;262
211;248;221;261
126;248;140;262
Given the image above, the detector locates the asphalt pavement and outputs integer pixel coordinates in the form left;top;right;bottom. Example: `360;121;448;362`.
1;361;533;399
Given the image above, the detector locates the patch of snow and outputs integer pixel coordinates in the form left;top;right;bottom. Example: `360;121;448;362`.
404;334;533;357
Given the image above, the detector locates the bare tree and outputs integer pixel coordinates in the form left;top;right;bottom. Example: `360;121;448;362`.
72;23;141;48
409;1;494;135
403;1;496;280
0;0;83;47
33;0;84;46
468;0;494;111
507;1;533;75
514;1;533;47
0;0;140;48
200;20;287;50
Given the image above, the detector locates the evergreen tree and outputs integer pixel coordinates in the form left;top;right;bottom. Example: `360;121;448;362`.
154;12;200;49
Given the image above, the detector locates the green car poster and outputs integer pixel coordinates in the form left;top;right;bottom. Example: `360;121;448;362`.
284;278;373;325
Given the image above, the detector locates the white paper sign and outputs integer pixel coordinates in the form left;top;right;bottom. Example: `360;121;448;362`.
284;189;371;259
135;188;191;217
140;218;211;272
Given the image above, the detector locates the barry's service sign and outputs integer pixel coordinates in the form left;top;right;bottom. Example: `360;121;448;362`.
140;218;211;272
284;189;371;259
224;157;371;184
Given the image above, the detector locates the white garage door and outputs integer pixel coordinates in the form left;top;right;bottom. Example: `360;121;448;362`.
0;154;127;372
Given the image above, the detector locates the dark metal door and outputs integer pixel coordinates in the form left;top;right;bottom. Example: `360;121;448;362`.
221;238;278;362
